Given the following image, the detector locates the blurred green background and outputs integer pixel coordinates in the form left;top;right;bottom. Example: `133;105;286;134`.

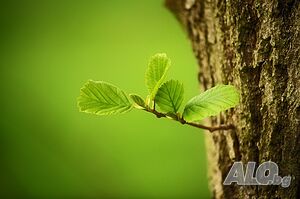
0;0;210;198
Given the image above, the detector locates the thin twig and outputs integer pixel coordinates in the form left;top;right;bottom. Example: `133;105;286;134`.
144;108;234;133
185;122;235;133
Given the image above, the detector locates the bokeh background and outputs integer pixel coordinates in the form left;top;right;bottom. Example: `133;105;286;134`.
0;0;210;198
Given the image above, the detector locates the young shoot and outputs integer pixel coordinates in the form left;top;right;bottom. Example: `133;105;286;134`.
77;53;240;132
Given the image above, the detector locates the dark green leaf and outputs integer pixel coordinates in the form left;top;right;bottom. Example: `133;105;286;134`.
129;94;146;109
155;80;184;113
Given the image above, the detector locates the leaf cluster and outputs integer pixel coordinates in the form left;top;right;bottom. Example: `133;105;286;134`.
78;53;240;132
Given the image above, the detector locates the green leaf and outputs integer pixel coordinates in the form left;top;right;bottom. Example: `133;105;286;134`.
129;94;146;109
145;53;171;100
78;80;132;115
155;80;184;113
165;112;178;120
183;85;239;122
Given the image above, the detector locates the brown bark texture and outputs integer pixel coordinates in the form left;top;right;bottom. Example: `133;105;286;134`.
166;0;300;198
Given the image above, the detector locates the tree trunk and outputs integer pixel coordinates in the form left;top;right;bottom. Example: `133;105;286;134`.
166;0;300;198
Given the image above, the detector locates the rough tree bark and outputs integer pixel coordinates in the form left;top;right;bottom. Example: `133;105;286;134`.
165;0;300;198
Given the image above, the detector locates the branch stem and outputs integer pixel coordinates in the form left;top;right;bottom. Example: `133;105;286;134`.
145;108;234;133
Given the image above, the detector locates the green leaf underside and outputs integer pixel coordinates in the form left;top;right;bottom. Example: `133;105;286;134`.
166;112;178;120
183;85;239;122
129;94;146;108
78;80;132;115
155;80;184;113
145;53;171;99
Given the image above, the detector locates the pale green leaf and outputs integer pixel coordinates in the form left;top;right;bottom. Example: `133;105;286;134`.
155;80;184;113
183;85;239;122
145;53;171;99
129;94;146;109
78;80;132;115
